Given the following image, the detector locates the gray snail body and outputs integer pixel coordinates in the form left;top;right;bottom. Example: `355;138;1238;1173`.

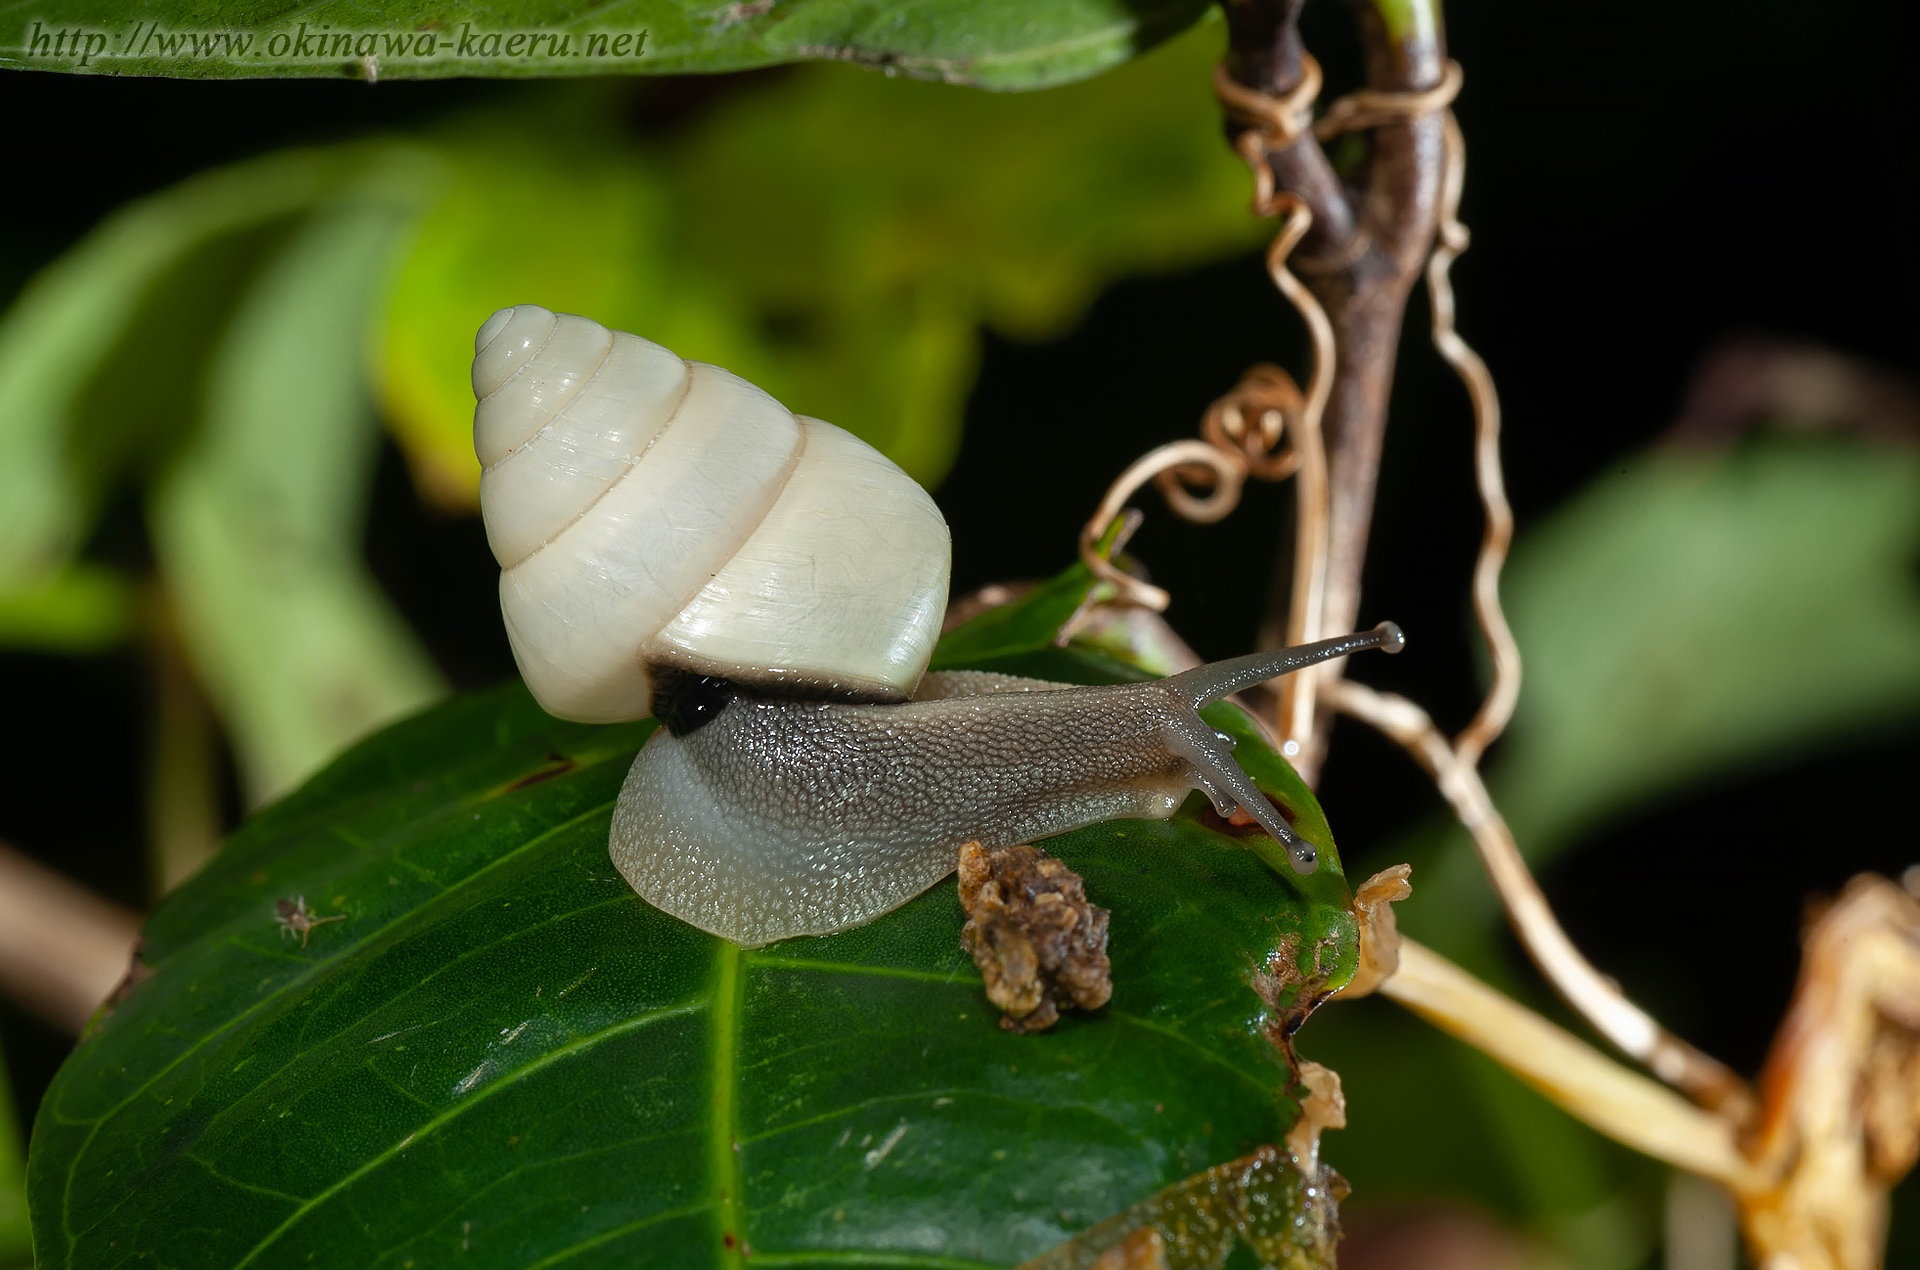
473;306;1402;948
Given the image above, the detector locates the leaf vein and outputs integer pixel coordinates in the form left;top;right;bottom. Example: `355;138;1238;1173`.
226;994;707;1269
57;798;618;1245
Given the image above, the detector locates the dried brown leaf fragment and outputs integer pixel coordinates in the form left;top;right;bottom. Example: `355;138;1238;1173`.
1284;1060;1347;1172
1741;874;1920;1270
1342;863;1411;999
958;841;1112;1033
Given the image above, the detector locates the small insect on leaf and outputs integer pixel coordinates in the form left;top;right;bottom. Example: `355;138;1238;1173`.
273;895;346;948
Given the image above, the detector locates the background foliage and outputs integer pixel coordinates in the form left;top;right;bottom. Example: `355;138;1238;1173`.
1;0;1917;1265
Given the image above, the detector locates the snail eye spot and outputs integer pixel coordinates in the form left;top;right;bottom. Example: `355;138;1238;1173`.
653;670;738;737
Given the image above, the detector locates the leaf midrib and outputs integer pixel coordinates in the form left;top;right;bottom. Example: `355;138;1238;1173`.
710;942;746;1268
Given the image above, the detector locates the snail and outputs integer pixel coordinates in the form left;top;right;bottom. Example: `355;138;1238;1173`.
474;305;1404;948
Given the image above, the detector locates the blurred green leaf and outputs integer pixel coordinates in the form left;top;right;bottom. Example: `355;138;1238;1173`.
1402;437;1920;955
1494;436;1920;848
0;1038;26;1268
0;146;393;596
0;562;135;652
30;571;1357;1268
668;18;1263;486
377;20;1262;507
150;160;447;804
1;0;1207;88
376;122;776;510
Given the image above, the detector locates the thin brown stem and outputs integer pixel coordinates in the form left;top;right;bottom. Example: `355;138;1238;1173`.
1080;441;1246;611
0;840;141;1033
1218;0;1357;259
1252;201;1335;752
1220;0;1451;785
146;584;223;896
1382;939;1758;1189
1325;677;1751;1113
1426;111;1520;766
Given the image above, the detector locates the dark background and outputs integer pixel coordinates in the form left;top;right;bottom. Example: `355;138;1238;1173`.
2;0;1916;1248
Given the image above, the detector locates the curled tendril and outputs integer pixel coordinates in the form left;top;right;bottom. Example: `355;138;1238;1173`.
1079;442;1246;611
1075;195;1327;622
1199;363;1307;483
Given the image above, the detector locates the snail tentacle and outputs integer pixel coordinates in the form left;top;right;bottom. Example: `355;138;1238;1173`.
1165;621;1405;709
1154;696;1319;874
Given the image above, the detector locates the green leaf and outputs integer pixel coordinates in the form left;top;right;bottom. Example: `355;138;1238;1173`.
0;146;393;595
376;120;776;510
929;562;1118;670
1493;435;1920;850
150;159;447;805
30;602;1356;1268
1;0;1208;88
0;562;135;652
1403;436;1920;956
378;20;1260;506
1023;1144;1341;1270
0;1036;27;1268
666;18;1264;486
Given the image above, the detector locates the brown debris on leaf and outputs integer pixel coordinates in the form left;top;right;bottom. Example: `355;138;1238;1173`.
958;841;1112;1033
1248;923;1349;1040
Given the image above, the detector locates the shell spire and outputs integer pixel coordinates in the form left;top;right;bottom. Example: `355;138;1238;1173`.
473;305;951;723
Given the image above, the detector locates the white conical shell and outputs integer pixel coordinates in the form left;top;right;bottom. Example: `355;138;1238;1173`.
473;306;951;723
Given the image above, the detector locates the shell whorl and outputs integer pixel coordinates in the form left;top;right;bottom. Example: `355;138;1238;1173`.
473;305;951;723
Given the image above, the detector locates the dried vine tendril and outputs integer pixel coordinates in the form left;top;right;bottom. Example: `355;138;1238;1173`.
1220;56;1743;1108
1080;54;1478;752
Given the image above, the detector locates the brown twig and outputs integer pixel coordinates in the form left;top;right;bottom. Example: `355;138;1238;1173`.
1219;0;1451;785
1216;3;1745;1124
1217;0;1356;259
0;840;142;1033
